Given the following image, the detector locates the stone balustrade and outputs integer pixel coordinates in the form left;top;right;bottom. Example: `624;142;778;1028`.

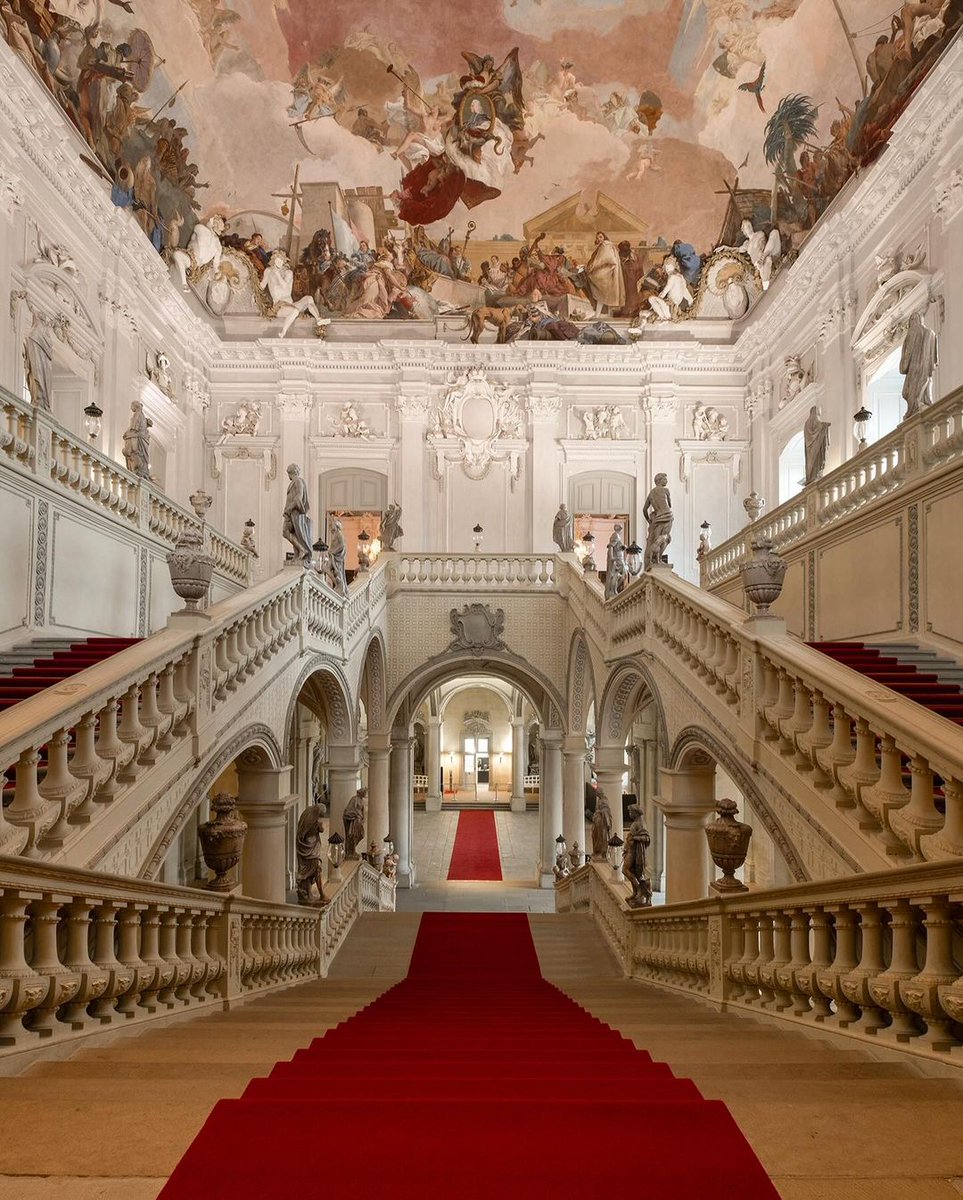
558;859;963;1064
387;553;556;593
0;384;252;586
0;854;393;1064
0;562;388;862
700;383;963;589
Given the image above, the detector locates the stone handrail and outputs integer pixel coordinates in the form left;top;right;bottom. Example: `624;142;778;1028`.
700;383;963;588
565;558;963;868
558;859;963;1067
386;553;556;593
0;561;388;863
0;853;393;1066
0;385;252;586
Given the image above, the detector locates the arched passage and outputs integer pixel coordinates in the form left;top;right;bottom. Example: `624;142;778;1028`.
386;652;567;888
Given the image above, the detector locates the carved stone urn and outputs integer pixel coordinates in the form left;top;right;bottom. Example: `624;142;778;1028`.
167;526;215;612
198;792;247;891
740;538;786;614
189;489;213;521
743;491;766;523
705;798;752;894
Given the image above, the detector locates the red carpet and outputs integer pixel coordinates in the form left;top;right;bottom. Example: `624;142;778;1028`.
447;809;502;880
809;642;963;724
159;914;780;1200
0;638;140;712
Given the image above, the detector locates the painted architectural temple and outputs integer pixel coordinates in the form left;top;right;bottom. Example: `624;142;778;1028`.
1;1;963;1195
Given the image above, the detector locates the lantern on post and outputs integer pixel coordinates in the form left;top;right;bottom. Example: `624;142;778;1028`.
853;405;872;451
83;400;103;442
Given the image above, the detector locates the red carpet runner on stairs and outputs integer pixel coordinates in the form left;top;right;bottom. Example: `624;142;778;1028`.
0;638;140;712
159;914;779;1200
809;641;963;724
447;809;502;880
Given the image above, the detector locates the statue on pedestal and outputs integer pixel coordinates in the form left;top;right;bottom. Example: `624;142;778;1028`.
642;473;673;568
381;503;403;551
591;792;613;860
283;463;313;568
122;401;153;479
343;787;367;858
803;406;831;484
295;794;328;904
604;524;627;598
624;803;652;908
900;312;938;419
327;519;348;594
552;504;574;553
23;315;53;411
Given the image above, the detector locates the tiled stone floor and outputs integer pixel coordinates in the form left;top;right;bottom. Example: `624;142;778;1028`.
394;809;592;913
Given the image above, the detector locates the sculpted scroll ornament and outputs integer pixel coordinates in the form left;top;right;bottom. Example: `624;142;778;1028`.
427;367;526;487
448;604;506;653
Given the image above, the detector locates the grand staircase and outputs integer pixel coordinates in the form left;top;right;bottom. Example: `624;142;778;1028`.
3;912;961;1200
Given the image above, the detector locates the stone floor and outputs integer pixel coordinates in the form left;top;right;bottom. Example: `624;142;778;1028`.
394;808;589;913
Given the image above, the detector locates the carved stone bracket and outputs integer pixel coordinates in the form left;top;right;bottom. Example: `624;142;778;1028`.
207;434;280;490
676;438;750;489
426;367;528;490
447;604;506;653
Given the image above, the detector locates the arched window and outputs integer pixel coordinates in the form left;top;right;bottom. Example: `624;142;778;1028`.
863;347;905;445
778;431;806;505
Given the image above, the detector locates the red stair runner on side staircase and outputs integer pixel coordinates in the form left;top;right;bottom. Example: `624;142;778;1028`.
158;913;780;1200
808;642;963;724
0;638;140;713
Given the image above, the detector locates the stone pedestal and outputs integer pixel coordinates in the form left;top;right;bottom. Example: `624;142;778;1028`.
235;758;297;904
390;735;415;887
510;718;527;812
538;733;563;887
426;716;442;811
594;746;628;840
655;761;717;904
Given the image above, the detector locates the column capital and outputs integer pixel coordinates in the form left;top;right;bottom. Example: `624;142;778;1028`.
367;733;391;755
541;730;564;750
562;734;587;758
328;744;360;770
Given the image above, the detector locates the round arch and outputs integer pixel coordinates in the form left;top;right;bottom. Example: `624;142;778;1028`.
387;652;566;735
358;632;388;733
669;725;809;882
596;658;669;754
565;630;598;737
283;656;357;751
139;723;284;880
436;677;515;724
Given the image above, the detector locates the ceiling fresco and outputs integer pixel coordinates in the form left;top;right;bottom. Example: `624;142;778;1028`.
2;0;959;334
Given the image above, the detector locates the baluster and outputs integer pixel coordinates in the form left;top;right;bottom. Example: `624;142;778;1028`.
156;665;177;751
801;692;834;784
901;898;958;1051
27;898;77;1037
115;903;149;1018
840;902;888;1034
872;899;922;1043
138;905;169;1013
156;909;185;1007
174;912;198;1005
37;728;79;849
760;912;792;1011
116;686;146;784
921;777;963;859
779;910;813;1017
7;748;50;854
860;734;909;847
0;894;43;1046
839;718;880;821
68;712;101;825
94;699;125;803
88;902;129;1023
137;674;163;765
891;756;942;858
190;913;215;1001
60;899;109;1030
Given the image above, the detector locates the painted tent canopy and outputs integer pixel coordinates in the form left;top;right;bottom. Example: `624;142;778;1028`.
3;0;959;334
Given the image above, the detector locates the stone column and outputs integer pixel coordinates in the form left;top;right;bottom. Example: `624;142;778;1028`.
389;735;415;887
235;756;297;904
655;760;716;904
594;745;627;840
426;716;442;811
509;718;526;812
538;732;563;887
562;736;587;853
327;745;361;850
642;739;664;891
366;734;391;851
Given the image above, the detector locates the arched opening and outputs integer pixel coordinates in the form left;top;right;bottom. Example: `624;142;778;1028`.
778;430;806;505
863;346;905;445
386;654;566;890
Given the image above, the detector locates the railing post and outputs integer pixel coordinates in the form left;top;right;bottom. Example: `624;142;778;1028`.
219;901;243;1007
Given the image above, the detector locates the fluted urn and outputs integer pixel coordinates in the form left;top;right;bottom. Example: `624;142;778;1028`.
167;526;215;612
199;793;247;891
741;539;787;614
705;798;752;894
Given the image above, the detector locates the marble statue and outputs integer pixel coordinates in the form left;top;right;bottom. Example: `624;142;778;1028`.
581;405;626;440
553;850;569;881
604;524;628;599
261;250;325;338
697;526;712;561
282;463;313;568
172;213;226;291
692;403;730;441
591;791;613;860
738;219;781;289
122;401;152;479
899;312;938;419
642;473;673;569
343;787;367;858
23;314;53;411
241;520;258;557
295;796;328;904
147;351;174;398
624;803;652;908
327;520;348;595
552;504;574;553
803;406;831;484
381;503;403;551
